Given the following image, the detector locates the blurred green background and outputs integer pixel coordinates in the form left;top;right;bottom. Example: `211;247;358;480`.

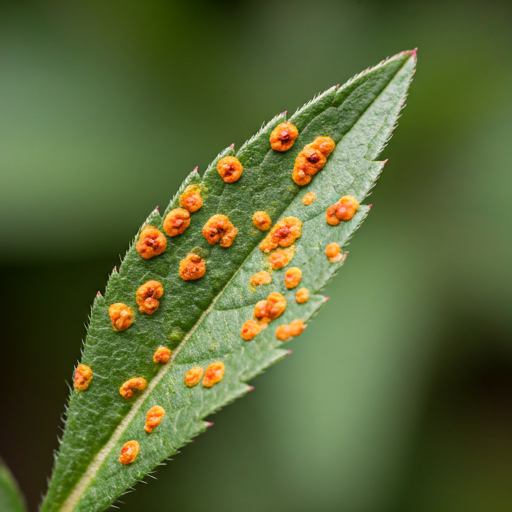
1;1;511;511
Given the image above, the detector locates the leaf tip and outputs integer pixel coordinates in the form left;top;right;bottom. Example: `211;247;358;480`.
368;204;373;210
286;350;293;355
247;386;255;392
229;143;235;149
205;422;214;428
404;48;418;60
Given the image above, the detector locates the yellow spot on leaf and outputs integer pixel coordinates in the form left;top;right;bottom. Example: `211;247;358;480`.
302;192;316;205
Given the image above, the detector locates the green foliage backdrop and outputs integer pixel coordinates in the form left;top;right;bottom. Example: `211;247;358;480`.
1;1;511;512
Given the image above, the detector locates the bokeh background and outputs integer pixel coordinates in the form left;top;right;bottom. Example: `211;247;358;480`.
1;1;511;511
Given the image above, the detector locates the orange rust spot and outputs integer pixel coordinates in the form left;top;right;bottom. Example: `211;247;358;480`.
163;208;190;237
144;405;165;433
254;292;286;323
250;271;272;286
217;156;243;183
153;346;171;364
293;147;325;186
275;324;292;341
74;364;93;391
270;122;299;152
136;226;167;259
119;377;147;399
185;366;204;387
276;319;306;340
289;319;306;337
202;214;238;247
325;242;341;259
292;136;335;186
269;249;293;270
119;440;139;465
302;192;316;205
241;292;285;340
241;319;262;340
311;136;335;157
179;253;206;280
203;362;225;388
284;267;302;289
326;195;359;225
109;303;134;332
259;217;302;253
252;211;272;231
179;185;203;213
325;242;343;262
136;280;164;314
295;288;309;304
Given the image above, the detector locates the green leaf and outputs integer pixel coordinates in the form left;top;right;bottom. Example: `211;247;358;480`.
42;50;416;512
0;459;28;512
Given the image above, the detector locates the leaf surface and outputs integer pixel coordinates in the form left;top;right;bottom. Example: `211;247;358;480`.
0;459;27;512
42;50;416;512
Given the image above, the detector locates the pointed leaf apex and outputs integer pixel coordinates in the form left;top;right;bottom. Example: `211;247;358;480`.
286;350;293;355
247;386;255;392
406;48;418;60
229;143;235;149
205;422;214;428
193;166;199;173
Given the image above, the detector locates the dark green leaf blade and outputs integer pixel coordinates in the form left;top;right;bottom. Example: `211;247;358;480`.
0;459;28;512
41;50;416;512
